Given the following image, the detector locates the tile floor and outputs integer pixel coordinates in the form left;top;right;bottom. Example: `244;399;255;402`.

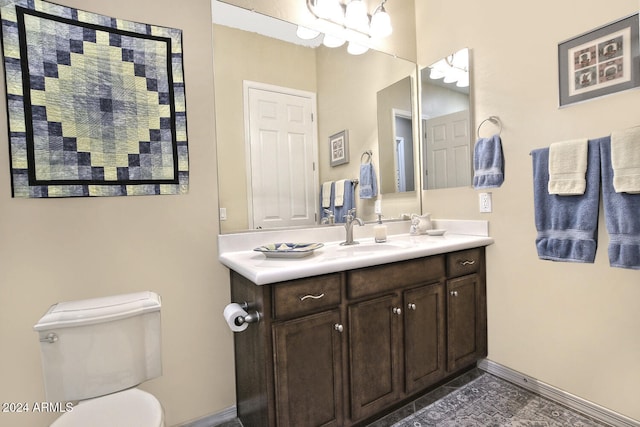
214;368;605;427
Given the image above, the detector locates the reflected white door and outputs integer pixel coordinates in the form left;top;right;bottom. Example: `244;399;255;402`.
424;110;471;189
245;82;318;229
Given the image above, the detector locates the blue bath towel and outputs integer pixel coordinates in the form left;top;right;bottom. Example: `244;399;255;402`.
473;134;504;189
320;180;354;223
359;163;378;199
600;137;640;269
531;139;601;263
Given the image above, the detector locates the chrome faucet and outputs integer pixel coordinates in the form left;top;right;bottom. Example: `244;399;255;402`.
340;208;364;246
321;209;335;225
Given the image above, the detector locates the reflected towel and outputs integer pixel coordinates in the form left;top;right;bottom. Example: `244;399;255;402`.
334;179;346;207
531;139;601;263
600;137;640;269
334;180;354;223
611;126;640;193
321;181;333;208
548;138;588;195
359;163;378;199
473;134;504;189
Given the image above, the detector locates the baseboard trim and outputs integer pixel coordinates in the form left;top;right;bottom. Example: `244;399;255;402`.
175;405;237;427
478;359;639;427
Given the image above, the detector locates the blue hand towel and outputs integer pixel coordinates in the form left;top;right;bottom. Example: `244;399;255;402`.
334;179;354;223
359;163;378;199
531;139;601;263
473;134;504;189
599;137;640;269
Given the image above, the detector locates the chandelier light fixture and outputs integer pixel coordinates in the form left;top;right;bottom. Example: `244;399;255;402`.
296;0;392;55
428;48;469;88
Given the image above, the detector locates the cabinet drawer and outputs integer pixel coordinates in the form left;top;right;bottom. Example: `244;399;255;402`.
348;256;445;299
447;248;482;278
272;274;342;319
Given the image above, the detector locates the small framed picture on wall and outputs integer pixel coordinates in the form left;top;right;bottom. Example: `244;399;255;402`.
329;130;349;167
558;13;640;106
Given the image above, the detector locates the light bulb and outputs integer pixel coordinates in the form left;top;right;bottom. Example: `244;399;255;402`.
456;72;469;88
347;41;369;55
296;26;321;40
322;33;345;48
315;0;341;20
345;0;369;32
370;7;392;38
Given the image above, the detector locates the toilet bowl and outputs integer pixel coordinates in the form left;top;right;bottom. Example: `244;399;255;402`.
50;388;164;427
34;291;164;427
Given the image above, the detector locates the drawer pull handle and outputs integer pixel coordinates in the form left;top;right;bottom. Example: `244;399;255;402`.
459;259;476;266
407;303;416;310
392;307;402;315
450;291;459;297
334;323;344;333
300;293;325;301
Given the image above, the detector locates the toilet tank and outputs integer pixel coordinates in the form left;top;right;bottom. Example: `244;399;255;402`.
34;291;162;402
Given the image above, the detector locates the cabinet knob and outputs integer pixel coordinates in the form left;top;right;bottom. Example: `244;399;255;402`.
450;291;459;297
407;303;416;310
334;323;344;333
392;307;402;315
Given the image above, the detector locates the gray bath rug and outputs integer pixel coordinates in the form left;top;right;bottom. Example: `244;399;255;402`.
392;374;608;426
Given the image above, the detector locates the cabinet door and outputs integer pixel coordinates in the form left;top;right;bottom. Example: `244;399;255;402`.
446;274;486;372
348;294;402;422
404;282;445;394
273;309;343;427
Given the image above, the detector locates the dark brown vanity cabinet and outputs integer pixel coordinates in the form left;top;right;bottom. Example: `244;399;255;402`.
230;247;487;427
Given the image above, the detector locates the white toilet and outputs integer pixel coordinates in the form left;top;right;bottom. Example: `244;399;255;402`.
34;291;165;427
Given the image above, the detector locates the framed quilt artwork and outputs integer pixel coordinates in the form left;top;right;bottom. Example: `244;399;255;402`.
0;0;188;197
558;13;640;107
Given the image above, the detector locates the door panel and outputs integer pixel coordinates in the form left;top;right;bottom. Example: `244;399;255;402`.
404;282;445;394
247;85;317;229
348;294;401;422
273;310;343;427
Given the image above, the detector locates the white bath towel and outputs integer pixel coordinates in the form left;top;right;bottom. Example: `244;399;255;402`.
321;181;333;208
548;138;588;195
611;126;640;193
334;179;346;207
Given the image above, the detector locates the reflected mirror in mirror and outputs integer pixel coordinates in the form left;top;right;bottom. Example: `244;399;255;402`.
377;76;415;194
420;48;472;190
213;1;420;233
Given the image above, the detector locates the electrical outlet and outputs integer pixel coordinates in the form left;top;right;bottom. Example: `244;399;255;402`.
219;207;227;220
479;193;492;213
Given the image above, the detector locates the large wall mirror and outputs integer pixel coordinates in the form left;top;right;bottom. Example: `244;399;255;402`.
420;48;473;190
213;1;420;233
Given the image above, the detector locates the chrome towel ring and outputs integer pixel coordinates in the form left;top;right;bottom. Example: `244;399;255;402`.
477;116;502;139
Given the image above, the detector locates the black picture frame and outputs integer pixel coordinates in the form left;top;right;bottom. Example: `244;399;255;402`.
558;13;640;107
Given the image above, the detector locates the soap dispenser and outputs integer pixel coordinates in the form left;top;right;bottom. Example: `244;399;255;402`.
374;214;387;243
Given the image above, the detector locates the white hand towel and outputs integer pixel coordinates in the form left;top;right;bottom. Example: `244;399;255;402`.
548;138;588;195
334;179;346;207
322;181;333;208
611;126;640;194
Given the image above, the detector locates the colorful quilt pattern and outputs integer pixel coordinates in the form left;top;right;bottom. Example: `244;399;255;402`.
0;0;188;197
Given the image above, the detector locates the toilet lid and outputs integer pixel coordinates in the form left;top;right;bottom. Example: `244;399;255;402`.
51;388;164;427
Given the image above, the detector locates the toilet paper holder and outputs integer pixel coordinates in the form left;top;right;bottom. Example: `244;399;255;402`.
235;302;261;325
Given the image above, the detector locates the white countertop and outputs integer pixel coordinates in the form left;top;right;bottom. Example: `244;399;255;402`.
218;220;494;285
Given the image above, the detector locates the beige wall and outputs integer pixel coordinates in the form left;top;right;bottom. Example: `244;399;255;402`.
416;0;640;421
0;1;235;426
